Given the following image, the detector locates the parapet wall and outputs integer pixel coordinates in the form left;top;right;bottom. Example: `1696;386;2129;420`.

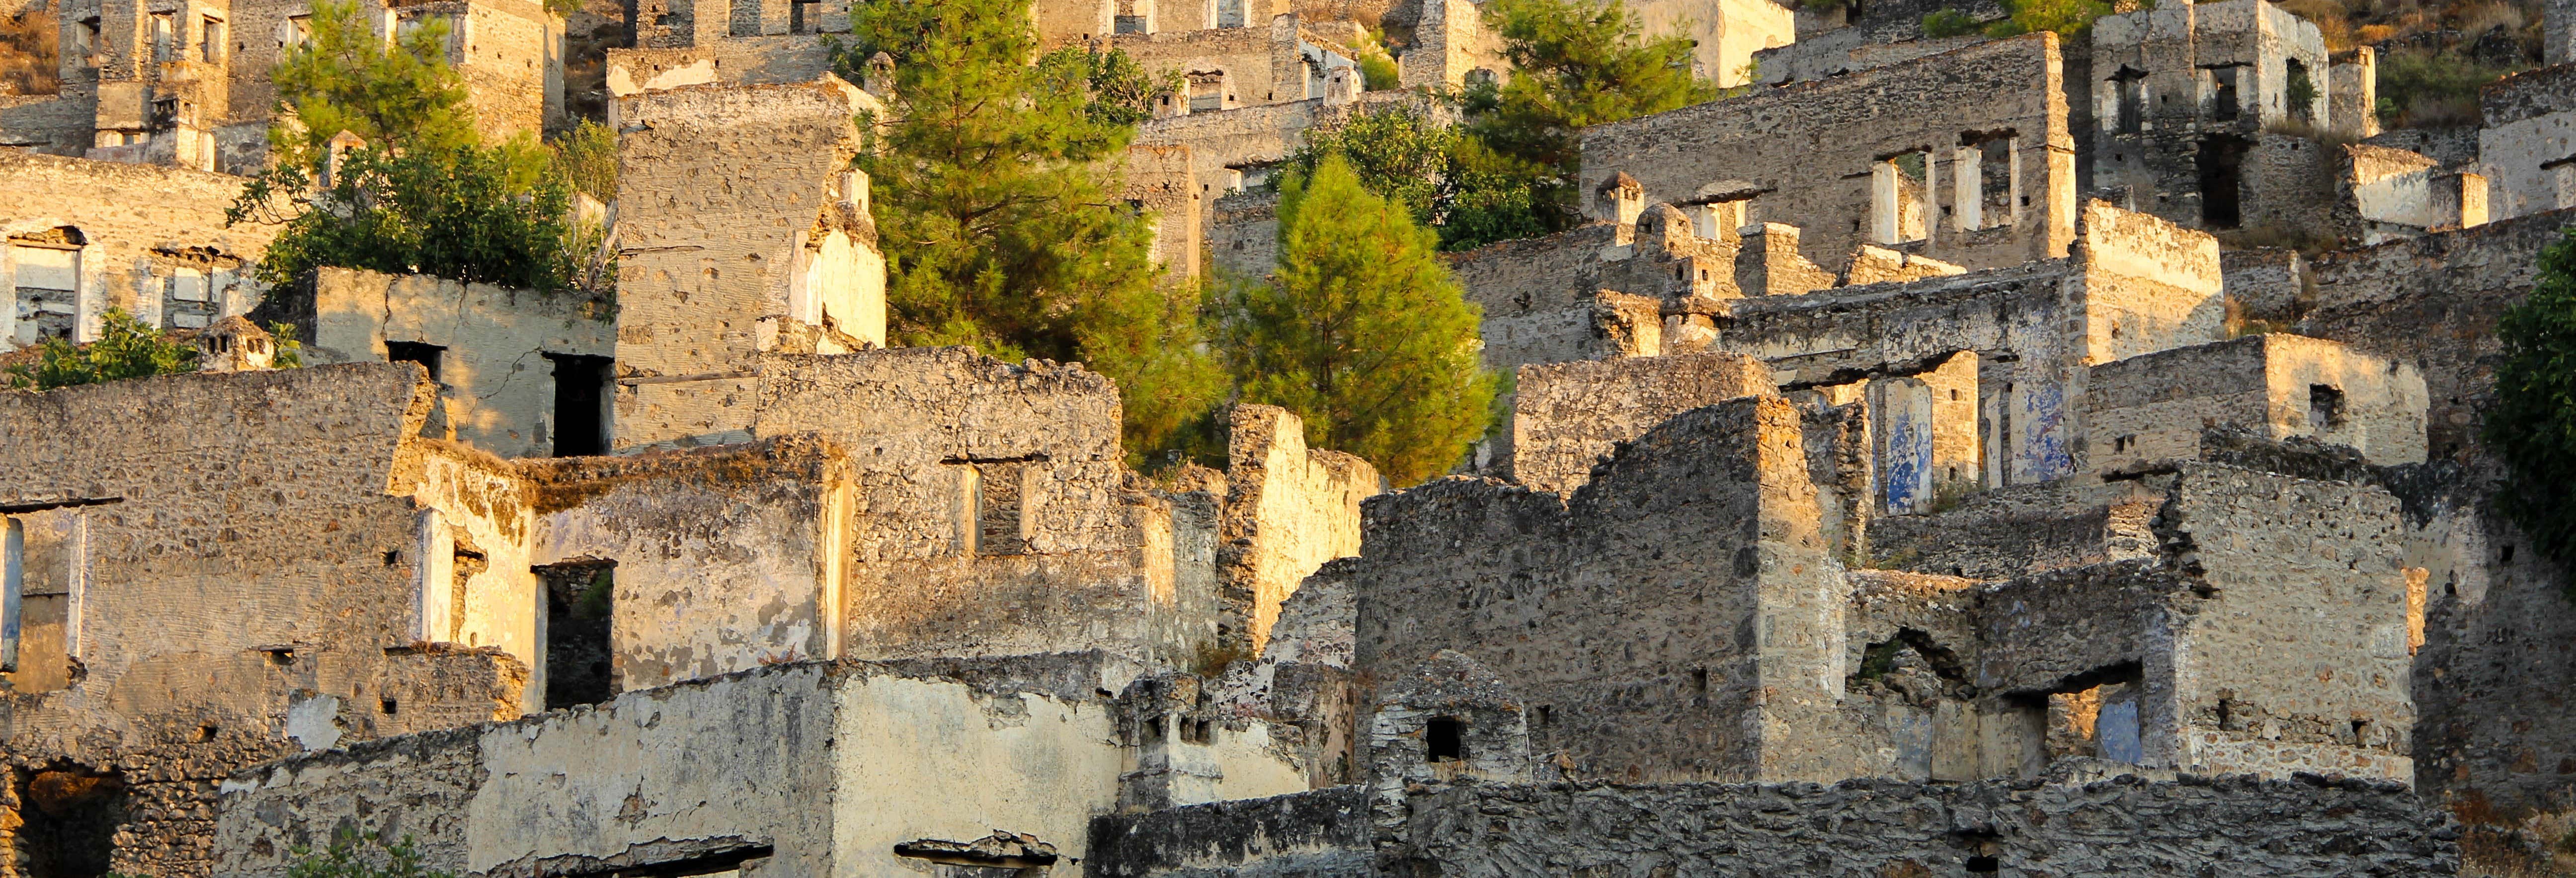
1508;352;1776;494
2477;65;2576;221
1392;775;2450;876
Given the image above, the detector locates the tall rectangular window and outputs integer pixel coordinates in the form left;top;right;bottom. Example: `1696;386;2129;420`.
547;354;612;457
11;232;82;347
201;16;226;62
150;12;175;62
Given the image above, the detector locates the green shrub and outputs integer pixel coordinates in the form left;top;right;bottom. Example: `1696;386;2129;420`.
2488;226;2576;590
2375;46;2523;128
5;309;200;390
286;832;453;878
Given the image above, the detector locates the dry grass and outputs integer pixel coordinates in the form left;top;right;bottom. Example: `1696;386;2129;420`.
0;9;61;96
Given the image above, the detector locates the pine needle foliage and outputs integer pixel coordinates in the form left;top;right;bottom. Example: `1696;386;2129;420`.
836;0;1222;465
267;0;482;162
2488;226;2576;591
1462;0;1715;183
1216;155;1496;485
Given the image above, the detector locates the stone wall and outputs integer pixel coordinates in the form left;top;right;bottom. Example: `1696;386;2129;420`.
2088;0;2335;232
2547;0;2571;66
1126;143;1205;282
1351;397;1853;783
1083;786;1373;878
1580;34;2078;274
1506;352;1776;494
1217;405;1375;654
2294;210;2576;837
212;657;1135;878
748;348;1220;670
0;151;281;348
1390;775;2451;876
0;365;528;878
2086;333;2427;475
1626;0;1792;86
1103;14;1304;110
524;438;853;693
2477;64;2576;222
612;77;885;451
285;268;618;460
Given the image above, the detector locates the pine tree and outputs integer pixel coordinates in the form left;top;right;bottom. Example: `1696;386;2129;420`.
1218;155;1497;485
1286;104;1555;251
1462;0;1715;213
840;0;1221;464
267;0;483;161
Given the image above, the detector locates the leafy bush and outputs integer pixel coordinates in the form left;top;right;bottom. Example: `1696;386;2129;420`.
1921;8;1981;38
1359;53;1400;90
1465;0;1715;193
2488;226;2576;590
550;119;619;202
229;144;591;292
5;309;200;390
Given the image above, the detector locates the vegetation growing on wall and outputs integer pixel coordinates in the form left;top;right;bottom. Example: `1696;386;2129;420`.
286;833;455;878
1215;156;1497;485
835;0;1223;466
5;310;201;390
2487;226;2576;591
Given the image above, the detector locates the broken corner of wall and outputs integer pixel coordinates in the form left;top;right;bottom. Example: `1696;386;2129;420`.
1218;404;1379;657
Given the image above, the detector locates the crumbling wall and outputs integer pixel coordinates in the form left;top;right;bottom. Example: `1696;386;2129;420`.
1126;144;1205;283
612;78;882;451
748;349;1214;669
1393;775;2451;876
1387;0;1500;88
213;657;1134;878
296;268;617;460
2295;210;2576;825
2085;333;2427;474
1352;398;1855;783
1104;15;1304;109
0;151;281;347
0;364;527;878
1083;785;1372;878
2476;64;2576;222
1580;34;2077;274
525;437;854;692
1626;0;1792;86
1865;478;2163;578
1506;352;1776;494
2154;463;2415;780
603;38;839;99
1217;405;1375;654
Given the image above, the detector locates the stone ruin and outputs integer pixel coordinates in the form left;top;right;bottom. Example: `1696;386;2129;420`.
0;0;2575;873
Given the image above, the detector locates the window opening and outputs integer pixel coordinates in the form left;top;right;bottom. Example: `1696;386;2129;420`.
790;0;819;32
2308;384;2346;431
200;16;225;62
1872;151;1930;244
16;766;127;878
2111;68;2145;134
2284;59;2315;123
1187;70;1225;112
11;229;83;346
1426;717;1465;762
149;12;174;61
2196;135;2248;229
537;560;617;709
2208;65;2240;121
385;340;444;383
547;353;613;457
